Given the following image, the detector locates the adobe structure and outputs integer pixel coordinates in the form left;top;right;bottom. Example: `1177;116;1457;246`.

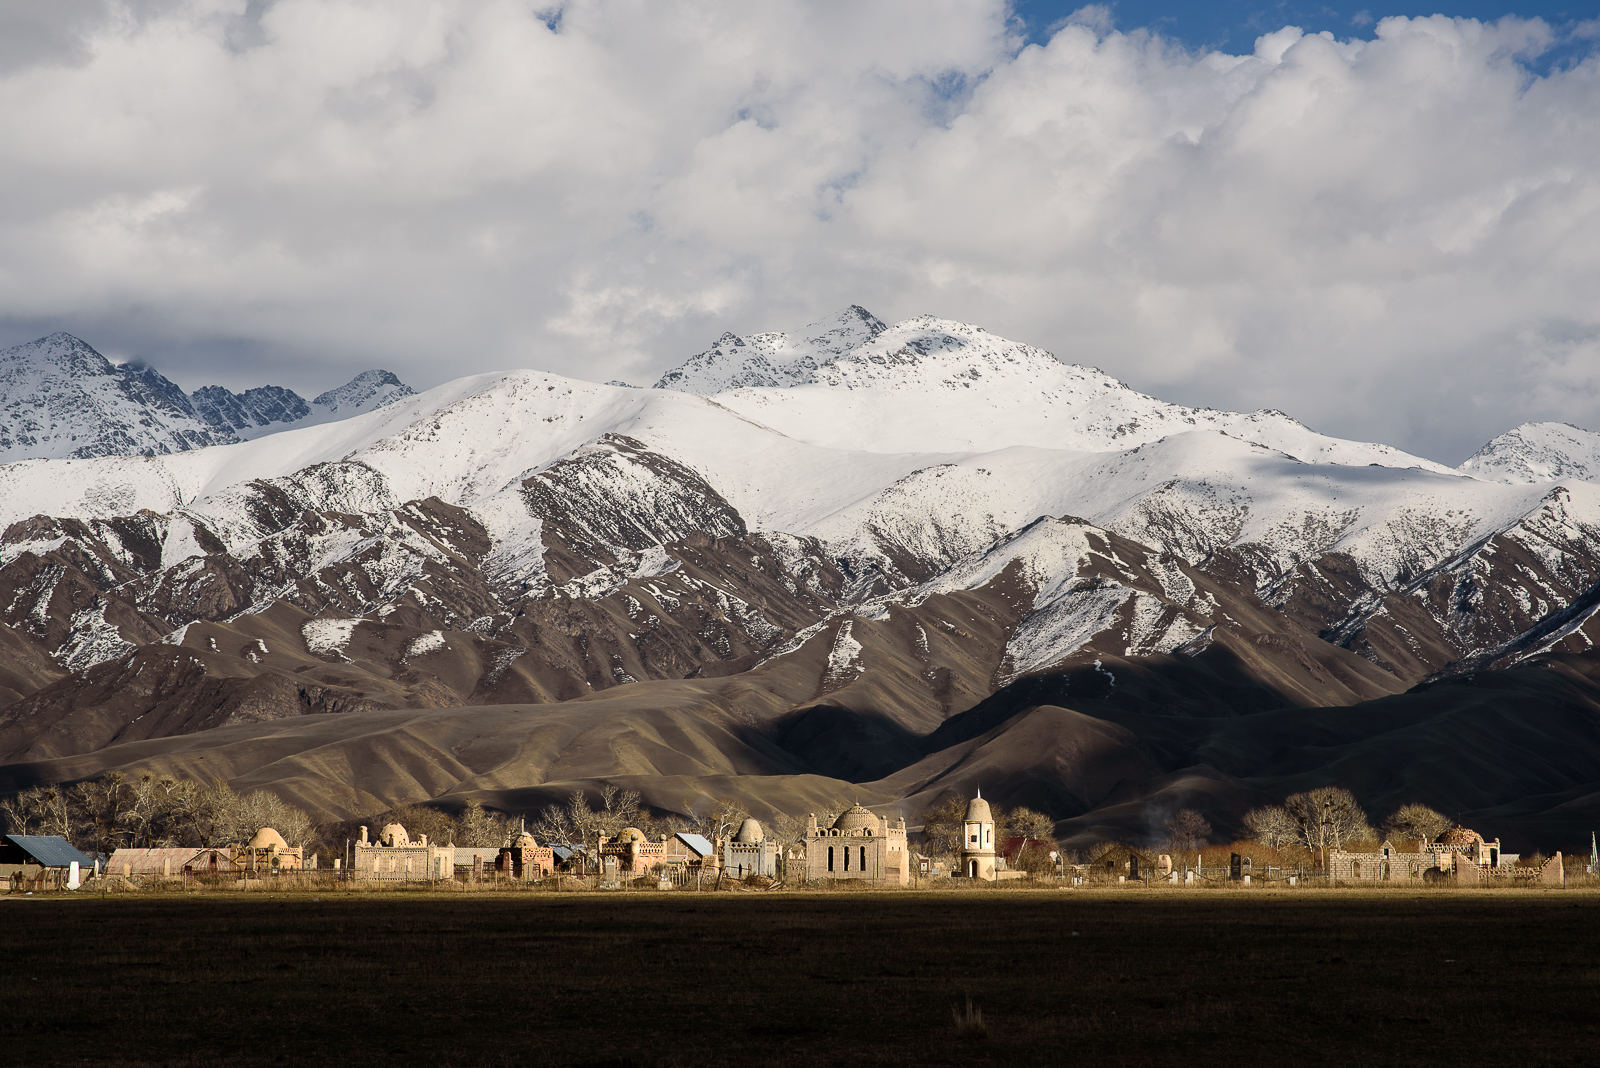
237;827;305;872
352;822;452;881
1328;826;1563;885
803;804;910;885
496;822;555;880
599;827;667;877
722;818;776;879
961;791;998;881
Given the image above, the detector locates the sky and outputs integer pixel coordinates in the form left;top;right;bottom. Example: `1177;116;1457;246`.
0;1;1598;463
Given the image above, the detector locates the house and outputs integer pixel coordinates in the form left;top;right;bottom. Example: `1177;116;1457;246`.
1;834;96;890
664;832;716;871
107;847;236;878
803;805;910;886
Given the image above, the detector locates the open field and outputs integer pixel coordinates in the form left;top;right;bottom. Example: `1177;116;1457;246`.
4;889;1599;1067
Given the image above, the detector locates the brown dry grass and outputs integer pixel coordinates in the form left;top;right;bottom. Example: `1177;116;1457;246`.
2;888;1598;1066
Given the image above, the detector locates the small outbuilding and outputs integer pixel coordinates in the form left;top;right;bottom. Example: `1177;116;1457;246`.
1;834;96;890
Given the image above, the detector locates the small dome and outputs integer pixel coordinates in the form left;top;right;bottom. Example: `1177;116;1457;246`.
616;827;648;845
249;827;289;852
380;823;411;848
1439;826;1483;847
832;805;880;834
734;818;765;844
964;795;993;823
512;831;537;849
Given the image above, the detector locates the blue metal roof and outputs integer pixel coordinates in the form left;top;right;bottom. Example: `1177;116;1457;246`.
676;833;714;856
550;845;578;862
5;835;95;868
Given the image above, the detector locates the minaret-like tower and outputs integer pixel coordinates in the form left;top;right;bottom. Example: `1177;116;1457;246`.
962;788;997;881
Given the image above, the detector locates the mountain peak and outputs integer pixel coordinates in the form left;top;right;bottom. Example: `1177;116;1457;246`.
1459;421;1600;484
653;305;887;394
313;369;415;415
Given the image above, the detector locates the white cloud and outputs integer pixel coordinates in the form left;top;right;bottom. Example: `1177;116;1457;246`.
0;2;1596;462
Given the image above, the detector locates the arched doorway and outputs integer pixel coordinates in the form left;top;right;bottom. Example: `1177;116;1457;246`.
969;859;978;878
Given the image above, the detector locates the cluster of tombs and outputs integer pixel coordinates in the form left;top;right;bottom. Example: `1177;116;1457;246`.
345;794;1018;887
27;800;1570;892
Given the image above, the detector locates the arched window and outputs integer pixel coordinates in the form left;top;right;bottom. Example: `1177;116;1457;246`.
843;847;850;871
860;846;867;872
827;846;835;872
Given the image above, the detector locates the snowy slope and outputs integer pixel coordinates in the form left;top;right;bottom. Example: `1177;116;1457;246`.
0;333;234;461
1458;422;1600;485
658;311;1451;473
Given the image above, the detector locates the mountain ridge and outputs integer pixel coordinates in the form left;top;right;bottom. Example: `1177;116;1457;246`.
0;331;415;461
0;309;1597;845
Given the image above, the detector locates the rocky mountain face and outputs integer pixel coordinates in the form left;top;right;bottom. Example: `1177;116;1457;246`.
0;332;415;459
0;310;1598;846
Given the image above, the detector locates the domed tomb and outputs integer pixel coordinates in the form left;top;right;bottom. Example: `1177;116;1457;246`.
832;805;882;834
1439;827;1484;847
734;818;765;844
964;795;994;824
248;827;289;852
380;823;411;848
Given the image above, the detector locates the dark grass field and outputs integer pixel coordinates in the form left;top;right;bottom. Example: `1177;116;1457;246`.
4;888;1599;1067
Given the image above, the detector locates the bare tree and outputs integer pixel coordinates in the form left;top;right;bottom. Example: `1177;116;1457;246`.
456;799;511;847
0;785;74;840
1242;805;1300;848
1284;787;1373;866
919;793;970;858
1165;809;1211;866
1384;803;1451;845
1005;807;1056;842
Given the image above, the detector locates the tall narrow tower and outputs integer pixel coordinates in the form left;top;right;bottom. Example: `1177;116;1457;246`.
962;789;997;881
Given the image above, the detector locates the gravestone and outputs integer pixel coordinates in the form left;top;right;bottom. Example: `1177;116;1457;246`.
1185;870;1195;884
1128;854;1140;880
67;861;81;891
1230;853;1243;881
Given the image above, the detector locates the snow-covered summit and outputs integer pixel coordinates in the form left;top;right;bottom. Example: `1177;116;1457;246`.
0;332;234;462
653;305;887;392
660;310;1450;472
312;369;415;416
1458;422;1600;485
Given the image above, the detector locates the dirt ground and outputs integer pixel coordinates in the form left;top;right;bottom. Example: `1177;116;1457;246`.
4;887;1598;1066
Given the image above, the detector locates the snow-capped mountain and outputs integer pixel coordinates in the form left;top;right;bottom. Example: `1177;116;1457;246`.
0;308;1598;836
0;333;233;461
1458;422;1600;485
657;310;1452;470
0;332;416;458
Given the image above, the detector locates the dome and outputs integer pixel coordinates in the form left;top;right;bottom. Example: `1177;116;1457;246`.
964;794;993;824
248;827;289;852
380;823;411;848
1439;826;1483;847
615;827;648;845
734;818;765;844
512;831;537;850
832;805;881;834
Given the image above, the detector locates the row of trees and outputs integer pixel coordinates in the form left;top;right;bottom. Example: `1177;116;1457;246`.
1243;787;1452;859
0;774;314;858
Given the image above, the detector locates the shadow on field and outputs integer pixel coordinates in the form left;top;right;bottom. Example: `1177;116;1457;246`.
2;890;1597;1066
